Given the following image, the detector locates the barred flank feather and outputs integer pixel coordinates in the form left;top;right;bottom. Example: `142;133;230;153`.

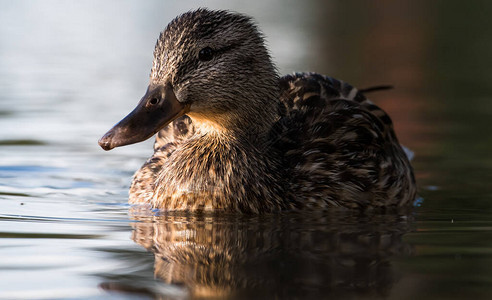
275;73;416;209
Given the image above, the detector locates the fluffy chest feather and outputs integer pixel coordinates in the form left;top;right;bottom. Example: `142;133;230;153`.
151;134;286;212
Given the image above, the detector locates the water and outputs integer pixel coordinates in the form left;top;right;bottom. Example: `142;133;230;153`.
1;0;492;299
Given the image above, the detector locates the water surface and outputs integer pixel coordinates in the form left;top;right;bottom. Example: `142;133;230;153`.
1;1;491;299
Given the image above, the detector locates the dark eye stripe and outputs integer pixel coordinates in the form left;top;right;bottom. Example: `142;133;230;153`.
215;43;238;55
197;43;240;62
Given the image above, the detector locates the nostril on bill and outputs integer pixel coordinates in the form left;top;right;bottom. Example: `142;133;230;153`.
98;135;114;151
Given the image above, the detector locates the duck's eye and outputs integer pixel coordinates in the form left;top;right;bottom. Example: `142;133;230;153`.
149;98;159;105
198;47;214;61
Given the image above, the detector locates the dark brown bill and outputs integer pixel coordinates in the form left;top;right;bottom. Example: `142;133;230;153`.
98;83;189;151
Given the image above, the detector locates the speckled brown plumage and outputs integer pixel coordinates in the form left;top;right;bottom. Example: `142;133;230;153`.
274;73;416;209
102;9;417;212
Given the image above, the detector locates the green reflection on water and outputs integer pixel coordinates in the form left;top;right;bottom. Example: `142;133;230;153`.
1;1;492;299
0;139;46;146
425;1;492;210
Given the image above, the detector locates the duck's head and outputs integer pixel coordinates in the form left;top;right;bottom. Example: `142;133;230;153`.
99;9;279;151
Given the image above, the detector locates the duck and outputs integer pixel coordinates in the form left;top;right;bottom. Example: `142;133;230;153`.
98;9;416;213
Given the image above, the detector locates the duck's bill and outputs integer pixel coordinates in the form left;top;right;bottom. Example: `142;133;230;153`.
98;83;189;151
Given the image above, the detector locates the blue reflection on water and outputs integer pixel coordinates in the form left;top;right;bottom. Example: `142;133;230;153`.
0;0;491;299
0;165;63;172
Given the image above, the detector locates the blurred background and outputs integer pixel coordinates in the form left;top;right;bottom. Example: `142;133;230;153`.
0;0;491;299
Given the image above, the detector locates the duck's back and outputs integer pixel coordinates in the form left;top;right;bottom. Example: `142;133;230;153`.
274;73;416;209
130;72;416;210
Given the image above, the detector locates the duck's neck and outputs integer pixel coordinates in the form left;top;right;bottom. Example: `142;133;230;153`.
153;93;286;212
189;114;276;146
189;84;282;144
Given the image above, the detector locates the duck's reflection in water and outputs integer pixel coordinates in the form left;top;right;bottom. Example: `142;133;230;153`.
128;209;414;299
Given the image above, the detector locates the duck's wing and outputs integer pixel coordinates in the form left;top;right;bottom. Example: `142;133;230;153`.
275;72;416;209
